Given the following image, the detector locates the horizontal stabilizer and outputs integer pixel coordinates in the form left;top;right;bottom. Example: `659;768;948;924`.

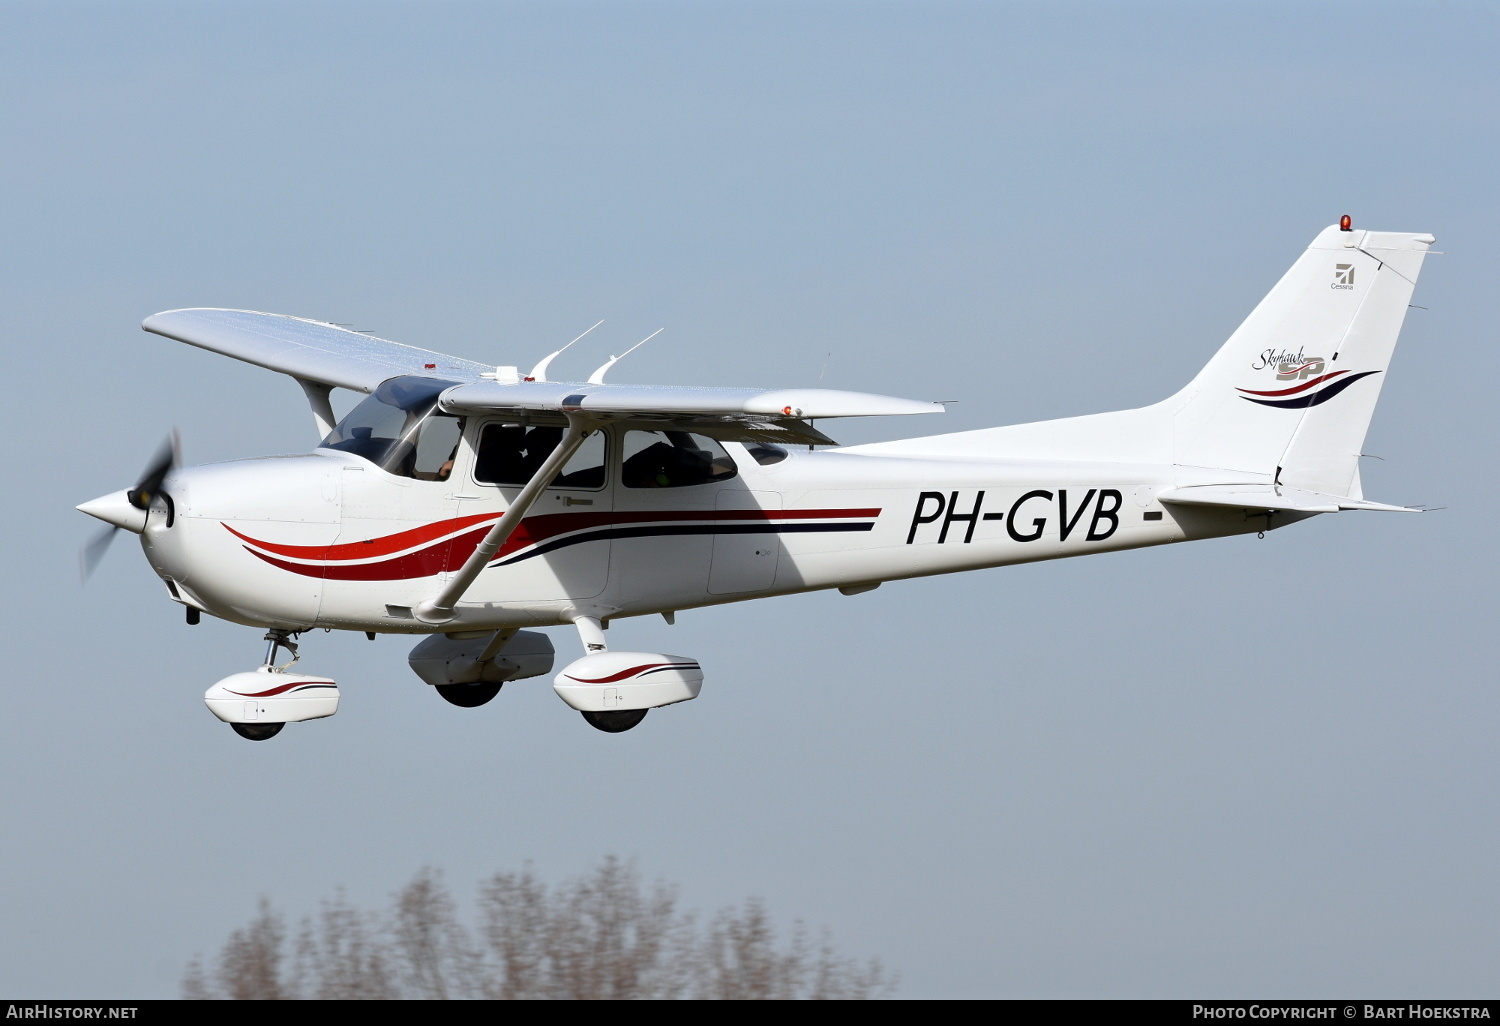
1158;485;1420;514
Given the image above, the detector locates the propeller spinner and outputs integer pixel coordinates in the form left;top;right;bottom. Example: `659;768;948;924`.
78;430;180;582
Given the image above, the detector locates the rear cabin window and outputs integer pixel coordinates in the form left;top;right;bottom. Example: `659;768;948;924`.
474;423;607;489
745;443;788;466
621;431;738;488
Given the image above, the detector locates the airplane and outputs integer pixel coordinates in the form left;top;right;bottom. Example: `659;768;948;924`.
77;218;1434;739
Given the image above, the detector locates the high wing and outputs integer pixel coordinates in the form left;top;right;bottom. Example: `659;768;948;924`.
143;308;942;445
143;308;494;392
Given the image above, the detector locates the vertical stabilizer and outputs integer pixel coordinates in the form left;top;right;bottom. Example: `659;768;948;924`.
1171;226;1433;492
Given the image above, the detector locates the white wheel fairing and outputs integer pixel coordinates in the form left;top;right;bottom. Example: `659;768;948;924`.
553;653;703;713
204;669;340;725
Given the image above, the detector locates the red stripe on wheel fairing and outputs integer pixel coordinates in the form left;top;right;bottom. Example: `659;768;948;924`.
225;681;337;698
563;662;699;684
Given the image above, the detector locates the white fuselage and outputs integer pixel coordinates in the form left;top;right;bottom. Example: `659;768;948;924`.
140;424;1275;634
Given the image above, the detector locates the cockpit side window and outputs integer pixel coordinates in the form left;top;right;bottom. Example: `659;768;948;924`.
621;431;738;488
319;376;465;481
408;413;465;481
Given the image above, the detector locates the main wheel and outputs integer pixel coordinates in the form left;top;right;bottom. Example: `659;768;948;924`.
581;708;648;733
435;682;502;708
231;722;284;741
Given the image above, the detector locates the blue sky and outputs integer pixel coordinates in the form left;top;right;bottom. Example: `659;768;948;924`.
1;0;1496;997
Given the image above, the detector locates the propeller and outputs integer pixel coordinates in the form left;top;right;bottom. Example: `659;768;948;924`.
127;431;179;512
80;430;180;583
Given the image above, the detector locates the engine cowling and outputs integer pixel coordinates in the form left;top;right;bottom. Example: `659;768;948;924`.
552;652;703;712
205;668;339;724
407;630;555;687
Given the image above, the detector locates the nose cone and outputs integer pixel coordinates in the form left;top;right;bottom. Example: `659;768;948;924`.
77;489;148;534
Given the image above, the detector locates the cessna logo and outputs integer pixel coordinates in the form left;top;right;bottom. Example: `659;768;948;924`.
1333;263;1355;289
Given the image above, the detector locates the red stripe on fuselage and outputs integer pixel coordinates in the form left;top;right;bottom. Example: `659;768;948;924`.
223;512;498;560
229;508;878;564
234;507;882;581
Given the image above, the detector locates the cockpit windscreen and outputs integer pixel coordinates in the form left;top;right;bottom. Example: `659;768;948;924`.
319;376;465;481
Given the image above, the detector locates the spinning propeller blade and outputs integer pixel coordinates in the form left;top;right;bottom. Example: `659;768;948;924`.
128;430;180;511
80;430;181;583
79;524;119;583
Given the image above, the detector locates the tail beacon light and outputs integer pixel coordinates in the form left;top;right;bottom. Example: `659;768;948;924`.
204;668;340;726
553;652;703;713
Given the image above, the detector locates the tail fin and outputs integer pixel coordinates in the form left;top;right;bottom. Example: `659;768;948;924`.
851;224;1434;495
1171;225;1434;494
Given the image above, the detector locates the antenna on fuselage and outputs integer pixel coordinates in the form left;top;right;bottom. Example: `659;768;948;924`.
588;328;662;384
527;319;603;382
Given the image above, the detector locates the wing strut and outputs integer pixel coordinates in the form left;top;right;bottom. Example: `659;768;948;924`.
413;414;595;625
296;378;337;439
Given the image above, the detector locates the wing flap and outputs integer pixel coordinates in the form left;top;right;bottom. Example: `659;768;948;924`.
630;418;838;446
1158;484;1420;513
437;381;941;419
143;308;493;393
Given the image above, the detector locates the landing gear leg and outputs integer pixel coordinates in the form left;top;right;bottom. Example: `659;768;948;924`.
262;629;300;669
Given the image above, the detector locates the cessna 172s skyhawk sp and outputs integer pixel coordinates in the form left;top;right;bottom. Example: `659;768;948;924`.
78;220;1433;739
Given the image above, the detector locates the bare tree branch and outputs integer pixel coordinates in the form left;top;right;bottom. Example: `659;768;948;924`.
185;859;893;999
